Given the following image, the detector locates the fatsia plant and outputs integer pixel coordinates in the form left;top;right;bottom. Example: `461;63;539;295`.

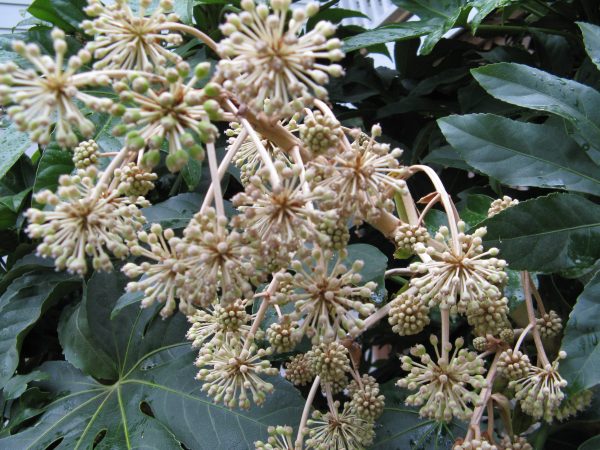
0;0;599;449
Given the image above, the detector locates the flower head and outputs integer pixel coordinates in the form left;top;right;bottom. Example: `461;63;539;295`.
397;336;487;422
195;337;278;409
347;375;385;421
267;315;300;353
73;140;99;169
178;208;261;307
216;0;344;117
410;222;508;313
122;224;187;317
488;195;519;218
0;29;110;147
306;341;351;388
82;0;182;70
284;353;315;386
115;162;157;198
255;425;294;450
311;125;407;221
388;292;431;336
509;352;568;422
275;247;376;343
305;401;375;449
26;167;146;275
537;310;562;339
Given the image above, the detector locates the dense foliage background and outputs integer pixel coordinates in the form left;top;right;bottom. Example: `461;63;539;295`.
0;0;599;448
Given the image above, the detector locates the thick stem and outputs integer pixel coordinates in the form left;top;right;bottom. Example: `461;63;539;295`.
528;273;547;315
294;376;320;449
91;146;129;201
206;142;225;217
362;301;393;331
369;210;401;237
521;271;550;367
244;273;282;352
514;323;534;353
398;189;419;225
200;129;248;213
441;306;450;362
162;22;218;52
238;116;281;188
465;352;501;441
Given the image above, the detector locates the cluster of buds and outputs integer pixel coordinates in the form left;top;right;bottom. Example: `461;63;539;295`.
299;111;344;158
306;341;351;392
537;310;563;339
394;223;430;254
266;316;300;353
115;163;157;198
388;291;431;336
73;140;99;169
347;375;385;421
488;196;519;218
255;425;294;450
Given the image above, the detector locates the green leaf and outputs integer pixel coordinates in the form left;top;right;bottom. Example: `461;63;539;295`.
371;380;465;448
438;113;600;195
27;0;87;32
480;193;600;273
472;63;600;163
32;146;74;196
0;271;305;449
343;22;433;52
141;193;202;229
561;271;600;393
470;0;517;32
578;22;600;72
182;158;203;190
307;8;368;29
457;193;493;228
580;435;600;450
3;370;48;400
0;271;80;388
0;253;54;294
0;189;31;230
110;289;144;319
423;146;475;171
345;244;388;284
0;122;32;182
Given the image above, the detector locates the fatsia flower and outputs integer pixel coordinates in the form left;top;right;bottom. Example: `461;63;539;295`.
274;247;376;343
82;0;183;70
255;425;294;450
0;29;111;147
195;337;278;409
216;0;344;117
397;336;487;422
122;224;187;318
26;167;147;276
311;125;408;221
410;222;508;314
178;208;262;307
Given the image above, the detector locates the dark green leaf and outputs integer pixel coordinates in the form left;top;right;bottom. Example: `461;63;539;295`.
470;0;517;32
343;22;433;52
110;289;144;319
438;113;600;195
457;194;493;227
480;193;600;273
0;189;31;230
578;22;600;72
0;271;79;388
0;122;32;182
422;146;475;171
27;0;87;32
346;243;388;284
3;370;48;400
142;193;202;229
579;435;600;450
472;63;600;163
182;158;203;190
0;271;305;449
0;253;54;294
32;146;74;196
561;271;600;393
307;8;368;30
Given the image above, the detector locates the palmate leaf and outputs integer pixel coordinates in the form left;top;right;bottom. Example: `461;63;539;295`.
0;271;305;449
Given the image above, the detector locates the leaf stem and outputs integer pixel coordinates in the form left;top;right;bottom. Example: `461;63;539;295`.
294;375;320;449
206;141;225;217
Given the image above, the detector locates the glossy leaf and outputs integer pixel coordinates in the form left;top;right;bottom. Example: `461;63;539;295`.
0;271;305;449
480;193;600;273
32;146;74;196
0;122;32;182
343;22;433;52
561;272;600;393
438;113;600;195
580;435;600;450
470;0;516;31
472;63;600;162
0;271;79;388
579;22;600;72
141;193;202;229
27;0;87;32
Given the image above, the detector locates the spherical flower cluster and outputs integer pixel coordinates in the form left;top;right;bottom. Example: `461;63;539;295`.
122;224;187;317
388;292;431;336
497;349;531;381
114;67;217;172
186;298;253;347
537;310;562;339
267;315;300;353
115;163;157;198
311;125;407;221
26;167;147;275
305;400;374;449
255;425;294;450
394;223;429;254
0;29;110;147
216;0;344;116
299;111;343;158
555;389;593;421
410;222;508;313
488;196;519;218
82;0;182;71
274;247;376;342
347;375;385;421
498;434;532;450
195;338;278;409
306;341;351;389
232;163;330;249
317;219;349;250
466;296;510;337
509;352;568;422
178;208;260;306
397;336;487;422
284;353;315;386
73;140;99;169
